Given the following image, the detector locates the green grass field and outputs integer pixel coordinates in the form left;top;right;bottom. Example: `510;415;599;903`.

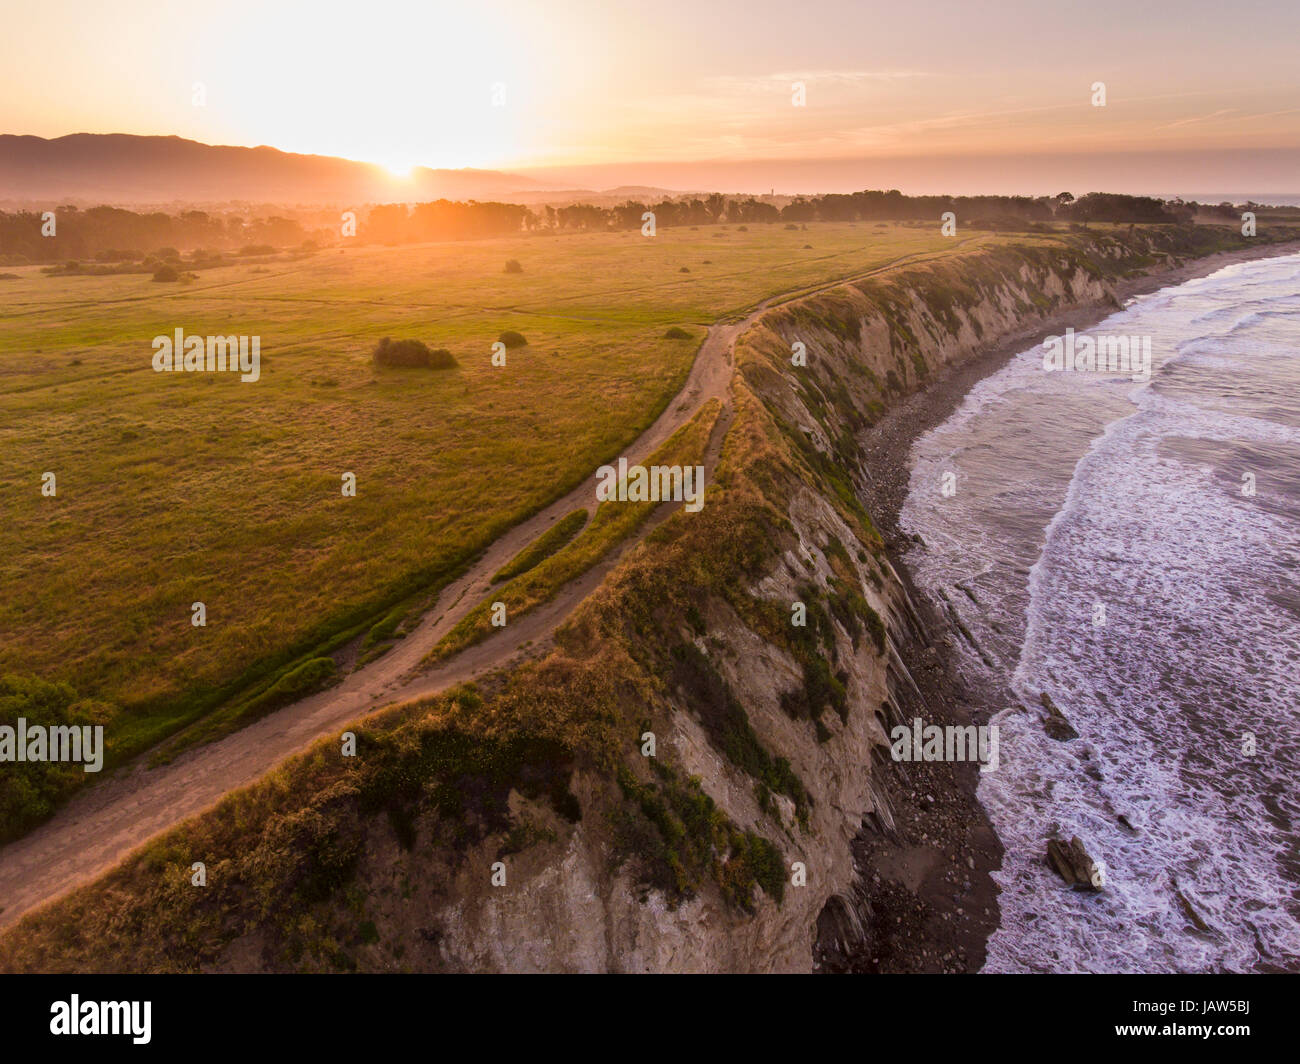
0;221;979;764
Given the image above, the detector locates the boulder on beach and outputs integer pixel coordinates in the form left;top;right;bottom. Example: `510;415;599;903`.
1039;691;1079;741
1046;835;1104;891
1173;882;1212;932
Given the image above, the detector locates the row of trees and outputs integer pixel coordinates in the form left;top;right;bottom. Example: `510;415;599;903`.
360;190;1195;239
365;200;531;243
0;190;1214;263
780;190;1056;223
0;206;322;265
1056;192;1188;224
548;191;1184;230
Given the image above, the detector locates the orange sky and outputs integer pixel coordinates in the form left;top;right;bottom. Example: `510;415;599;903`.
7;0;1300;193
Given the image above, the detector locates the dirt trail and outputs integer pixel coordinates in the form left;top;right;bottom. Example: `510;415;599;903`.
0;244;977;933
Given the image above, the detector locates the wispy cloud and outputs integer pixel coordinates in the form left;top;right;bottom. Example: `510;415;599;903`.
1156;108;1238;131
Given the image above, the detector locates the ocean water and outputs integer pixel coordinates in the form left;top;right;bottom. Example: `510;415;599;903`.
898;252;1300;972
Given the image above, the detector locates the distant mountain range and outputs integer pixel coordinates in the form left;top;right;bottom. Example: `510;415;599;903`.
0;133;650;206
4;134;1297;208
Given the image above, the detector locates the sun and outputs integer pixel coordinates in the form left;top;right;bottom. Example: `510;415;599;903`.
381;160;415;179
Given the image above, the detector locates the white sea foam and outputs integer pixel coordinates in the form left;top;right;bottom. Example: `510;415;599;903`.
899;252;1300;972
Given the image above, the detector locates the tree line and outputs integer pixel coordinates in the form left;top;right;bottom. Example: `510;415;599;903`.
0;205;322;265
0;190;1228;265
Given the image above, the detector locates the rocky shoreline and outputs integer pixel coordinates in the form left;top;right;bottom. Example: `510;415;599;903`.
822;239;1300;973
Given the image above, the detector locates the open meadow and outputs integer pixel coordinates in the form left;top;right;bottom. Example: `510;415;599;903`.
0;221;977;773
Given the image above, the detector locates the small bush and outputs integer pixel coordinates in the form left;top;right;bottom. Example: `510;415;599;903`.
497;330;528;349
372;337;458;369
663;326;692;340
242;657;337;720
0;675;111;843
363;607;407;649
717;830;786;911
151;264;180;282
503;259;523;274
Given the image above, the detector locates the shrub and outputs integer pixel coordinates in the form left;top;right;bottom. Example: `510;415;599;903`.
241;657;337;720
0;675;108;843
663;326;692;340
363;607;407;649
679;266;690;273
497;330;528;349
152;264;180;282
718;831;785;910
372;337;458;369
503;259;523;274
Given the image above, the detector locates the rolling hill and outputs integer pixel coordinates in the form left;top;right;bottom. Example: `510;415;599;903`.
0;133;552;206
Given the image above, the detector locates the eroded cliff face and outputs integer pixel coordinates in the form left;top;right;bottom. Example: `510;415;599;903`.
265;482;898;973
290;241;1143;973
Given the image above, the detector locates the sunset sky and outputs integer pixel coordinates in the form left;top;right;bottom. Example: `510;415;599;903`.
8;0;1300;194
